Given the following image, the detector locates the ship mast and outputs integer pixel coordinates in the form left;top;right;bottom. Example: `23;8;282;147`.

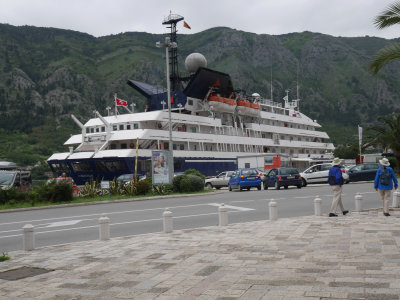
162;13;184;91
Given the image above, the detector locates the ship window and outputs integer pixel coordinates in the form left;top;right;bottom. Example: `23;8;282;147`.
245;163;250;168
133;123;139;129
119;124;124;130
188;99;193;105
126;124;131;130
101;127;105;132
71;161;93;172
194;145;197;151
281;149;285;153
96;128;100;133
173;144;177;150
110;144;116;149
190;127;196;133
90;128;94;133
121;143;127;149
174;160;184;171
86;128;90;134
95;160;127;173
179;144;184;150
50;162;70;173
262;134;266;138
113;125;117;131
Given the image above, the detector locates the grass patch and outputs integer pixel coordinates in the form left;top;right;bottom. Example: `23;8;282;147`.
0;189;216;211
0;252;10;262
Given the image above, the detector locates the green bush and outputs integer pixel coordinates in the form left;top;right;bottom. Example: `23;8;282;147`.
51;182;73;202
179;176;192;193
387;157;398;170
184;169;205;182
0;188;29;205
172;174;185;192
186;174;204;192
135;180;150;195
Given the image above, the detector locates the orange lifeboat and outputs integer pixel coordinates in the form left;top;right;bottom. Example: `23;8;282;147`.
208;93;236;113
237;98;260;116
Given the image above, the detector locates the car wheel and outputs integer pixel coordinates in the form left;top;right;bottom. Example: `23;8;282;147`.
345;180;350;184
205;183;213;189
264;183;268;190
239;185;243;191
297;184;302;189
216;187;221;189
274;181;280;190
284;186;288;189
302;178;307;187
228;184;232;191
257;185;261;190
247;187;250;191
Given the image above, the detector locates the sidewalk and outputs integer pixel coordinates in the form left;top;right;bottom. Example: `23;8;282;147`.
1;209;400;299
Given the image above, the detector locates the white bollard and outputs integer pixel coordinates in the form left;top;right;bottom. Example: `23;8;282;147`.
392;190;400;208
314;195;322;216
23;224;35;251
218;203;228;226
355;192;363;212
163;208;173;233
269;199;278;221
98;215;110;241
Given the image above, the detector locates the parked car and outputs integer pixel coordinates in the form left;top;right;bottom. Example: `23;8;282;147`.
300;163;349;186
116;174;147;184
0;170;32;190
228;168;262;191
205;171;234;189
347;163;380;182
263;167;302;190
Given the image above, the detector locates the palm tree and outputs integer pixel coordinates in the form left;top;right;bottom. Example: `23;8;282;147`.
368;113;400;171
369;2;400;75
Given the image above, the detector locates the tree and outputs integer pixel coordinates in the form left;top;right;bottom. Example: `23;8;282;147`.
368;113;400;171
369;2;400;75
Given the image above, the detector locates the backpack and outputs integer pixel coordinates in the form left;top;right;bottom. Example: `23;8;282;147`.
328;175;336;185
379;168;391;186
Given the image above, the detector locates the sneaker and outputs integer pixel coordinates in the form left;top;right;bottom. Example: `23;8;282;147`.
342;210;349;215
384;213;391;217
329;213;338;217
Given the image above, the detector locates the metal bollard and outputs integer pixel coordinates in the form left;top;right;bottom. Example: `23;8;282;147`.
23;224;35;251
269;199;278;221
314;195;322;216
392;190;400;208
163;208;173;233
98;215;110;241
218;203;228;226
355;192;363;212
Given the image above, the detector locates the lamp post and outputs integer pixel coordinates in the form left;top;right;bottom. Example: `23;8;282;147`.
156;37;177;184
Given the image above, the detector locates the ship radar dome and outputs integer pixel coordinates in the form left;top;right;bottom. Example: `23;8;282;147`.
185;53;207;73
252;93;261;97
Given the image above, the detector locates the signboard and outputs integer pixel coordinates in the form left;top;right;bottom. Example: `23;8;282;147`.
152;150;170;185
264;156;281;169
101;181;110;189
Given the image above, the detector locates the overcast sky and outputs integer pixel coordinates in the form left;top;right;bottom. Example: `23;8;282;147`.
0;0;399;39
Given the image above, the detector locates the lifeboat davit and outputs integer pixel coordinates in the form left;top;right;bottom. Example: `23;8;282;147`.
237;99;260;116
208;94;236;113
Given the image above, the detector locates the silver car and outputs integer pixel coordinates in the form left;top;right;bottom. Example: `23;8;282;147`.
300;163;349;186
205;171;234;189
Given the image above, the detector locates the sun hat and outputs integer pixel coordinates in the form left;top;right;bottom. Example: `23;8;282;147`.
331;157;341;166
379;157;390;167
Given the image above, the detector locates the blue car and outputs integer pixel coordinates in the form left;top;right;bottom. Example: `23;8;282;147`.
263;167;302;190
228;168;262;191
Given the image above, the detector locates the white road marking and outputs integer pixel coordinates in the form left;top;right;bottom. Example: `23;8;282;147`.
208;203;254;211
46;220;82;228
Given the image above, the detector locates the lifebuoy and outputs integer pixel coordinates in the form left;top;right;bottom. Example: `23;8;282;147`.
157;123;162;129
129;143;135;149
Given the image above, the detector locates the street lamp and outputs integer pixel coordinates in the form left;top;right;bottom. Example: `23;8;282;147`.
156;37;177;184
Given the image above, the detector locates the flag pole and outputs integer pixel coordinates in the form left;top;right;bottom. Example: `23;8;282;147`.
114;93;118;116
358;125;362;163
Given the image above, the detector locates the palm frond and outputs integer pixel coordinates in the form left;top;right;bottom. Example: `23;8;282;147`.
374;2;400;29
368;43;400;75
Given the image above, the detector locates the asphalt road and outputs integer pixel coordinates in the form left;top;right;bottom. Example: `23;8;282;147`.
0;181;387;252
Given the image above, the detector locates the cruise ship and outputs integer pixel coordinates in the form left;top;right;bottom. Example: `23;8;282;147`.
47;14;334;185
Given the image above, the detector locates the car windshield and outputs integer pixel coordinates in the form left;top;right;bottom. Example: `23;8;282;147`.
0;172;15;186
280;168;298;175
242;169;258;176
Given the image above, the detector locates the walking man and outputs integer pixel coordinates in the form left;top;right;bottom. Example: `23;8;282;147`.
328;157;349;217
374;157;398;217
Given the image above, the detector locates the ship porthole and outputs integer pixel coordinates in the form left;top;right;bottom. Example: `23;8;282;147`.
158;123;162;129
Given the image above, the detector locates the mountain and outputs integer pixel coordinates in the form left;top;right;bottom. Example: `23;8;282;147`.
0;24;399;165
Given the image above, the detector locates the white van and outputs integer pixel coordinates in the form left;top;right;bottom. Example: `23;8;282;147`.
0;170;32;190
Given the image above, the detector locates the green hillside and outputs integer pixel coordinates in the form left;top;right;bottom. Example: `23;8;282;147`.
0;24;399;165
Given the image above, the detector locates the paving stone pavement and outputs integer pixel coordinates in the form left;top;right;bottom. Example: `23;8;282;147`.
1;209;400;299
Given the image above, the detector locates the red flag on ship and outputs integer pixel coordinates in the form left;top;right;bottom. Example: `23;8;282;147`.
183;21;191;29
115;98;127;107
